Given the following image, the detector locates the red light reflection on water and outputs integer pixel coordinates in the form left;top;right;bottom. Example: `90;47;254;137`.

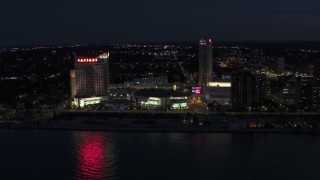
76;133;107;180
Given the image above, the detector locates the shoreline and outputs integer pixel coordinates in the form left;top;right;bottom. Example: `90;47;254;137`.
2;125;320;135
1;111;320;135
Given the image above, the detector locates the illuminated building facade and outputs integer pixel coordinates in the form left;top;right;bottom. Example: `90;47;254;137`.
71;53;110;108
190;87;203;104
203;81;232;105
135;89;187;110
75;53;110;97
198;39;213;86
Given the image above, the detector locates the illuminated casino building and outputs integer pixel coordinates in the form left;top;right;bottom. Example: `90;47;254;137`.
198;39;213;86
71;53;110;108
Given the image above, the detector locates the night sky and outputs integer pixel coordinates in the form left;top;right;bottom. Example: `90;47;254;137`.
1;0;320;46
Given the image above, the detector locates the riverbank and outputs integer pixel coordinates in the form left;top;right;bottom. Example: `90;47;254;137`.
1;111;320;135
11;125;320;135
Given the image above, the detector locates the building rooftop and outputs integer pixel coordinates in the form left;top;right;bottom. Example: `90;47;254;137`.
135;89;186;98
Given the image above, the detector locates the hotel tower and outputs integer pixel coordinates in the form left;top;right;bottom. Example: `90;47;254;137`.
71;53;110;107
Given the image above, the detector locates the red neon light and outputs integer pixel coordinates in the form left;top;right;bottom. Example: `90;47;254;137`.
75;133;107;179
77;58;98;63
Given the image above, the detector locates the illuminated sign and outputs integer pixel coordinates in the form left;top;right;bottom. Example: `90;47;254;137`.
192;87;201;94
199;39;206;45
77;58;98;63
148;97;161;106
170;97;187;100
208;82;231;87
199;39;213;45
98;52;109;59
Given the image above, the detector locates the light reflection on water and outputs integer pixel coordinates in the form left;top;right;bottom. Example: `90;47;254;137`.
1;130;320;179
72;132;116;180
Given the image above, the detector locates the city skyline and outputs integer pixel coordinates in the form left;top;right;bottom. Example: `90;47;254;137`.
1;0;320;46
2;1;320;179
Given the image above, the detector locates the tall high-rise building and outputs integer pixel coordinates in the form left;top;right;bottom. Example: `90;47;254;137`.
313;79;320;111
296;76;313;111
312;59;320;111
251;49;263;66
72;52;110;98
231;72;266;110
198;39;213;86
274;57;285;73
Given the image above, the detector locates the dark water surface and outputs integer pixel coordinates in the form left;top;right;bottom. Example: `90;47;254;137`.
0;130;320;180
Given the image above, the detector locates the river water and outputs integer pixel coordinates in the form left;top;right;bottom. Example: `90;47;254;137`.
0;130;319;180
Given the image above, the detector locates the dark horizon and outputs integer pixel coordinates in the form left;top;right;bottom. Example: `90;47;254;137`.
1;0;320;47
3;40;320;49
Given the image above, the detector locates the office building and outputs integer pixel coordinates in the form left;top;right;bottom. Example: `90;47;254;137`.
274;57;285;73
276;76;313;112
313;59;320;80
296;76;313;111
251;49;263;66
231;72;266;110
277;76;298;106
313;79;320;111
